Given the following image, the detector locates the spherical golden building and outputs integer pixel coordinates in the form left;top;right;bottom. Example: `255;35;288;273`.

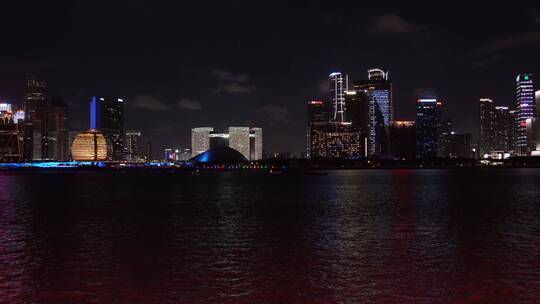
71;130;111;161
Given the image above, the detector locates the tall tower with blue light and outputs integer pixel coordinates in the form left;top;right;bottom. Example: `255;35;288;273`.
89;96;125;160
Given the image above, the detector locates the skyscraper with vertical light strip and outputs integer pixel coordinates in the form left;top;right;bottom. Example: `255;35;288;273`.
515;74;534;155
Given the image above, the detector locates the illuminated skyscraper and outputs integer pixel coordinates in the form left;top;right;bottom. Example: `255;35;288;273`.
345;90;370;157
191;127;213;156
329;72;347;122
416;99;442;158
23;76;47;160
306;100;331;158
90;96;125;160
516;74;535;155
125;131;142;162
479;98;495;157
229;127;250;159
353;68;393;157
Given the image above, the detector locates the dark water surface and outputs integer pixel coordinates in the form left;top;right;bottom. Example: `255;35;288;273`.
1;169;540;303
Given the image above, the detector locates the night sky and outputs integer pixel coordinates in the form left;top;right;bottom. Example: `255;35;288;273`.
1;1;540;154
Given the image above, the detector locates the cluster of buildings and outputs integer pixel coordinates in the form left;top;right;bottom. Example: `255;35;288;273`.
0;78;69;162
307;69;540;160
478;75;540;158
0;75;149;162
2;70;539;164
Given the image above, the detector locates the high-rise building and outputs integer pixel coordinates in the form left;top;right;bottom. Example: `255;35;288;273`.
0;103;22;162
249;127;263;161
416;99;442;158
353;68;393;157
145;141;153;161
329;72;347;122
387;121;416;160
90;96;125;160
42;98;70;161
479;98;495;157
508;108;518;152
346;90;370;157
191;127;214;156
23;76;47;160
191;127;262;161
125;131;142;162
306;100;331;158
493;106;512;152
229;127;250;159
516;74;535;155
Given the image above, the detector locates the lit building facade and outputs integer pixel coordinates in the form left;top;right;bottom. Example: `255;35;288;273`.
90;96;125;160
125;130;142;162
0;103;22;162
479;98;495;157
191;127;262;161
329;72;347;122
516;74;535;155
229;127;251;160
23;76;47;161
416;99;442;158
353;68;393;157
191;127;214;156
346;90;370;157
249;127;263;161
71;130;111;161
306;90;368;159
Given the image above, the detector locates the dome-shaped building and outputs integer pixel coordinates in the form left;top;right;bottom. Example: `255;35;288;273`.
71;130;111;161
190;147;248;164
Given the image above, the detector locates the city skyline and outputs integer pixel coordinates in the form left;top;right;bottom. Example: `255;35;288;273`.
1;3;540;154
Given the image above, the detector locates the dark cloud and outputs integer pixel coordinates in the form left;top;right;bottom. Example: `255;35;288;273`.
211;69;251;83
0;60;57;72
177;99;202;110
131;94;169;111
370;14;424;33
256;104;291;123
473;53;505;68
215;82;256;94
211;69;256;94
468;32;540;58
